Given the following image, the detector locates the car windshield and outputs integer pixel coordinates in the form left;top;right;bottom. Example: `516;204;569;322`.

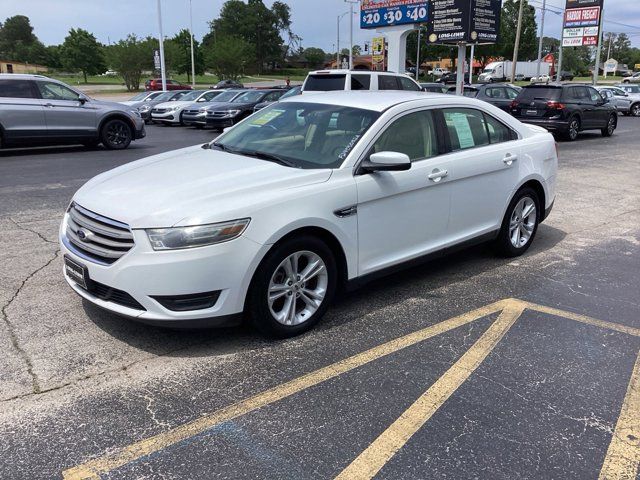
280;86;301;99
179;90;206;101
155;92;177;102
129;92;150;101
212;102;380;169
483;68;494;73
463;89;479;98
213;90;244;103
231;91;267;103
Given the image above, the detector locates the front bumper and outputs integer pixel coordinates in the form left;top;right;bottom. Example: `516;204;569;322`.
182;113;206;126
204;117;237;128
60;215;268;326
514;117;568;132
151;111;180;124
134;123;146;139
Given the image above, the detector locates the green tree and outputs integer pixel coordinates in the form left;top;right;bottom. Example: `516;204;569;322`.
303;47;325;68
166;29;204;82
204;35;252;80
612;33;632;65
60;28;106;82
205;0;293;73
44;45;63;69
352;44;362;56
107;35;152;91
0;15;47;64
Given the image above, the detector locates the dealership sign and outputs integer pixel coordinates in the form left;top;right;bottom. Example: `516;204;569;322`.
426;0;501;45
562;0;603;47
360;0;428;29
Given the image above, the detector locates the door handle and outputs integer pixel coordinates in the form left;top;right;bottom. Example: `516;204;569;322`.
44;103;54;108
503;154;518;166
428;169;448;181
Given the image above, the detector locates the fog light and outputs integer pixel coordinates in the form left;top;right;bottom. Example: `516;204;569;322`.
151;291;221;311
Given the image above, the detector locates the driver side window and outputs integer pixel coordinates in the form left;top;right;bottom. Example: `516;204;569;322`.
372;110;438;162
36;81;80;101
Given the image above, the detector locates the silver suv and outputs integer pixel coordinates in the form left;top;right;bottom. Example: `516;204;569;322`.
0;74;146;150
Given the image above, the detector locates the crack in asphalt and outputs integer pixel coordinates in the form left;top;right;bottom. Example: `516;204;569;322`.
1;248;60;395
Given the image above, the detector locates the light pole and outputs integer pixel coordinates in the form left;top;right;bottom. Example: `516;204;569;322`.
345;0;359;70
536;0;547;77
415;26;422;80
337;10;350;69
189;0;196;88
157;0;167;91
511;0;525;82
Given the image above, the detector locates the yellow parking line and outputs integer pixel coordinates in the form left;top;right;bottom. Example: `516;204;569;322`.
599;350;640;480
525;303;640;337
333;302;525;480
62;299;510;480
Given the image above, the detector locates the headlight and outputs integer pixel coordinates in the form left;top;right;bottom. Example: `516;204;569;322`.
146;218;250;250
169;106;181;111
130;109;142;118
138;104;151;112
225;109;241;117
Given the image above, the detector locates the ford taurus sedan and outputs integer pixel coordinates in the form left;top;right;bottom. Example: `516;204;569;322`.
60;92;557;337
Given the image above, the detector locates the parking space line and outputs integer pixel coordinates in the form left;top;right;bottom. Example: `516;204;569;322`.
525;303;640;338
599;350;640;480
333;302;526;480
62;299;508;480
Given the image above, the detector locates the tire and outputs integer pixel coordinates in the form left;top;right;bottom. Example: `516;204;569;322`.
495;187;541;257
100;118;132;150
179;112;185;126
247;235;337;338
631;103;640;117
602;114;616;137
563;116;580;141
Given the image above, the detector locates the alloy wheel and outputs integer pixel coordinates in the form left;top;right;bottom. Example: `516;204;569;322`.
509;197;537;248
569;120;579;140
632;104;640;117
105;121;130;146
267;251;328;326
607;116;616;135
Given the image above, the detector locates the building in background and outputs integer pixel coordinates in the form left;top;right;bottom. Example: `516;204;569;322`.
0;60;48;74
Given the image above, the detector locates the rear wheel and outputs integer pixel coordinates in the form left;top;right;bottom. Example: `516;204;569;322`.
247;235;337;338
495;187;540;257
602;115;616;137
631;103;640;117
563;117;580;141
100;119;132;150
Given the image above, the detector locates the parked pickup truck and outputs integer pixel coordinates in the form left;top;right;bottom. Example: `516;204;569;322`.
428;67;449;77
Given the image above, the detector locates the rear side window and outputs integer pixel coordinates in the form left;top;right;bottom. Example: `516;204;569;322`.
483;114;514;144
0;80;36;98
372;110;438;161
304;74;346;91
398;76;421;91
351;74;371;90
517;87;561;102
443;108;490;151
378;75;400;90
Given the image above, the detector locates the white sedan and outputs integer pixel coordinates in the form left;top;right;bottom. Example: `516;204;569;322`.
60;92;557;337
150;89;222;125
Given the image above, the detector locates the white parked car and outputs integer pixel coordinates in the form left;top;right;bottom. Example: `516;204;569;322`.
60;92;557;336
595;86;640;116
151;89;223;125
530;74;551;84
302;70;422;92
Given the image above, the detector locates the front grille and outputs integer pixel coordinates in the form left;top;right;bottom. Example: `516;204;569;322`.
81;280;146;311
152;108;168;114
208;112;229;118
65;203;134;265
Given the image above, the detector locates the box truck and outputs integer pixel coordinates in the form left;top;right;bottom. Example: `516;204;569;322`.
478;61;551;83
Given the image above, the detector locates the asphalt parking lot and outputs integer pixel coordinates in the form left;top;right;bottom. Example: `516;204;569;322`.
1;120;639;479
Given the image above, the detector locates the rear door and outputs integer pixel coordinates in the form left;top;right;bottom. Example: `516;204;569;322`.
586;86;611;127
440;107;521;240
482;86;512;111
35;80;98;138
0;79;47;142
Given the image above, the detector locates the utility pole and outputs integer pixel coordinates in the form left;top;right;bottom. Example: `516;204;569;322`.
456;43;466;95
603;32;612;78
556;44;563;82
469;43;475;84
415;26;422;81
337;15;340;68
346;0;359;70
536;0;547;77
593;11;604;86
511;0;525;82
157;0;167;91
189;0;196;88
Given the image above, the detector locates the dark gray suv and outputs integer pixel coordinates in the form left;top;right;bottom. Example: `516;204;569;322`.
0;74;146;150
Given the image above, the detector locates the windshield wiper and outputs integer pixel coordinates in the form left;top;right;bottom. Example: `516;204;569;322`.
243;150;299;168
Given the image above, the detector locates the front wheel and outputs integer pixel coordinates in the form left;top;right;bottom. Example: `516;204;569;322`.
602;115;616;137
495;187;540;257
247;236;337;338
563;117;580;141
101;119;132;150
631;104;640;117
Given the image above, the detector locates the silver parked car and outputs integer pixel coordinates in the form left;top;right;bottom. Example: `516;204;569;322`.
0;74;146;150
596;86;640;117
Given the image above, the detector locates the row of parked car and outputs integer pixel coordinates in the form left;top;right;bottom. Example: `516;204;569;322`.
122;86;301;131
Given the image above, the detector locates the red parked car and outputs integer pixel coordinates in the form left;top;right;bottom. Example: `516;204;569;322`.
145;79;193;91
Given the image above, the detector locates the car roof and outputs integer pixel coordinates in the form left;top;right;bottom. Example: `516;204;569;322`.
281;90;484;112
308;69;401;76
0;73;49;80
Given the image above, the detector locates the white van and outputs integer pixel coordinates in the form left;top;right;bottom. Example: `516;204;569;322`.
302;70;422;92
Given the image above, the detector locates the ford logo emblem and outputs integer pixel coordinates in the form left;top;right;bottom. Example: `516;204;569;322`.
77;228;89;241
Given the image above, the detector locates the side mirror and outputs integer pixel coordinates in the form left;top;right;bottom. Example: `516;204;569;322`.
78;96;87;105
360;151;411;173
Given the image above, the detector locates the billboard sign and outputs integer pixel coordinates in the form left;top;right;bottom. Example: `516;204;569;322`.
360;1;428;29
426;0;501;45
564;6;600;28
372;36;386;70
562;0;603;47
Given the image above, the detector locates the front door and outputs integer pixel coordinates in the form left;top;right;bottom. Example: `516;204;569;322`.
35;80;97;139
355;109;453;276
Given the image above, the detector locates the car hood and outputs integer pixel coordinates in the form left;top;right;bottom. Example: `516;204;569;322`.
90;99;135;112
72;145;332;228
203;101;253;111
120;100;141;107
154;100;194;109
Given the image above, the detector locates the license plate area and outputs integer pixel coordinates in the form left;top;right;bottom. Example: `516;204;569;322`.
525;109;538;116
64;255;88;290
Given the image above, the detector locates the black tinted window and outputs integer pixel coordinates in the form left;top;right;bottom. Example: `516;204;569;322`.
0;80;35;98
398;76;421;91
351;74;371;90
378;75;400;90
517;87;561;102
304;74;346;91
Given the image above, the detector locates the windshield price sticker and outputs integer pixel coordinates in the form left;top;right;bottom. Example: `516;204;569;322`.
250;109;285;126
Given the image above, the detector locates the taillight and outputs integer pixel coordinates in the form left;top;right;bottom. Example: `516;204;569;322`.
510;100;519;109
546;101;565;110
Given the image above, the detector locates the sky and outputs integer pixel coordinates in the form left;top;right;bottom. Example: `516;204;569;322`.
0;0;639;52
